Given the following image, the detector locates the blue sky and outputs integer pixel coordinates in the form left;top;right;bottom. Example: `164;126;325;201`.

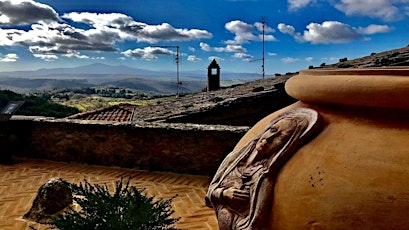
0;0;409;75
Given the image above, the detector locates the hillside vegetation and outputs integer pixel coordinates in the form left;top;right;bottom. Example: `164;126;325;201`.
0;90;79;118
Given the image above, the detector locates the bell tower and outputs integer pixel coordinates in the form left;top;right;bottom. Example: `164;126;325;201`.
207;59;220;91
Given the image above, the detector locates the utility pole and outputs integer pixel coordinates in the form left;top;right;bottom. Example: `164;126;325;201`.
250;17;266;79
261;17;265;79
154;45;182;97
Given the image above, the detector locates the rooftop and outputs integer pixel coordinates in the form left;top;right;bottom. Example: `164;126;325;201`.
67;75;291;123
68;104;136;122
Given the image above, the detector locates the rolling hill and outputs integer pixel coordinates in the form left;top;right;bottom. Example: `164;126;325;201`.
0;63;261;94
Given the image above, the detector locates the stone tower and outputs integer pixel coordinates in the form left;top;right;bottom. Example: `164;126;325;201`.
207;59;220;91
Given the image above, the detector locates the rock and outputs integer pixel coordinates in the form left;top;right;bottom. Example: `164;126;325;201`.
251;86;264;92
273;82;285;91
24;177;73;221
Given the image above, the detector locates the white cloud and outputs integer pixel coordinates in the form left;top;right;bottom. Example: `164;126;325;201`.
278;23;296;34
226;44;247;52
188;46;195;52
4;22;121;59
187;55;201;62
0;0;59;25
288;0;315;11
304;21;361;44
254;22;275;33
200;42;246;53
121;46;174;60
63;51;90;59
225;20;276;45
268;52;277;56
62;12;132;28
208;56;224;62
357;24;392;35
225;20;257;44
334;0;406;21
200;42;223;52
287;0;409;21
202;20;275;62
0;53;18;62
33;53;58;61
19;22;120;59
306;57;314;62
233;52;254;60
0;28;19;46
279;21;392;44
62;12;212;43
281;57;299;63
0;4;213;61
279;21;363;44
277;23;304;42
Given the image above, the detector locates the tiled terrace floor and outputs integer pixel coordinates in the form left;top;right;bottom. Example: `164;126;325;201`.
0;159;218;230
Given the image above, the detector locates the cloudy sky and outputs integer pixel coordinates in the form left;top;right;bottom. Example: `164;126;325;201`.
0;0;408;75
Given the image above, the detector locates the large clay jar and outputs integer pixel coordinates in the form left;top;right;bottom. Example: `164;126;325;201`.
235;68;409;229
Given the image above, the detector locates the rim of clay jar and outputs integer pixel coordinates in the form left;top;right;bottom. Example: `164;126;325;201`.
285;68;409;109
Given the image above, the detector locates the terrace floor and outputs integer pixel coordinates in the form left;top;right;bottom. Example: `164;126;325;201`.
0;158;218;230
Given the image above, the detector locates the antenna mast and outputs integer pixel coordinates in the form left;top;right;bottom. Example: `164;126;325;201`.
262;16;265;79
154;45;181;97
250;17;266;79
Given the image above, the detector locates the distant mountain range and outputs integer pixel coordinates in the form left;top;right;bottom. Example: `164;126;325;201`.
0;63;262;94
0;63;262;80
0;63;167;78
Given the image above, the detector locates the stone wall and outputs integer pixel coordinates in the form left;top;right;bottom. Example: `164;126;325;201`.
8;118;249;175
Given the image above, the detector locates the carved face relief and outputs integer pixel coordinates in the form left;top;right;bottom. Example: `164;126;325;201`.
206;108;320;230
255;118;296;158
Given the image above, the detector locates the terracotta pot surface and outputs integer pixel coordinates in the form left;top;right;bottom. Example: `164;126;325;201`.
235;69;409;229
285;68;409;109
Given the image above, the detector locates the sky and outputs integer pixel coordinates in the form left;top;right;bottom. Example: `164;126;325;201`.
0;0;409;76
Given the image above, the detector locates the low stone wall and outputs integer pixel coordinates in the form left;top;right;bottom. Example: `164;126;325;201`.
8;118;249;175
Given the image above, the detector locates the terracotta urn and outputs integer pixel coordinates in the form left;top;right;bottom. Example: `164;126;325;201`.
235;68;409;229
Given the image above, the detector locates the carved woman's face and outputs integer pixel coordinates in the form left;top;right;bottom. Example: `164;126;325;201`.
255;118;296;157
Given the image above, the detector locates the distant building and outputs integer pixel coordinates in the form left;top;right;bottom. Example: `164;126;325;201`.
207;59;220;91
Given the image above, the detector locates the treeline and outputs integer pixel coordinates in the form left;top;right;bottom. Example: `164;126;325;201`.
47;87;168;101
0;90;79;118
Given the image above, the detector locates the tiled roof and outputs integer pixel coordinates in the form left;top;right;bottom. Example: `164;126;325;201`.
68;104;136;122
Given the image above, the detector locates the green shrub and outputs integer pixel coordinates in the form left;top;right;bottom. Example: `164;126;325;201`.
45;178;180;230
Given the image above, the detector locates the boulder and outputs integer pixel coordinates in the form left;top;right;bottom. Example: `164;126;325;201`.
24;177;73;221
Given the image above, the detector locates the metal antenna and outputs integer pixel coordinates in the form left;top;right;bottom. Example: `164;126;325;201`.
154;45;181;97
250;17;266;79
262;17;265;79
